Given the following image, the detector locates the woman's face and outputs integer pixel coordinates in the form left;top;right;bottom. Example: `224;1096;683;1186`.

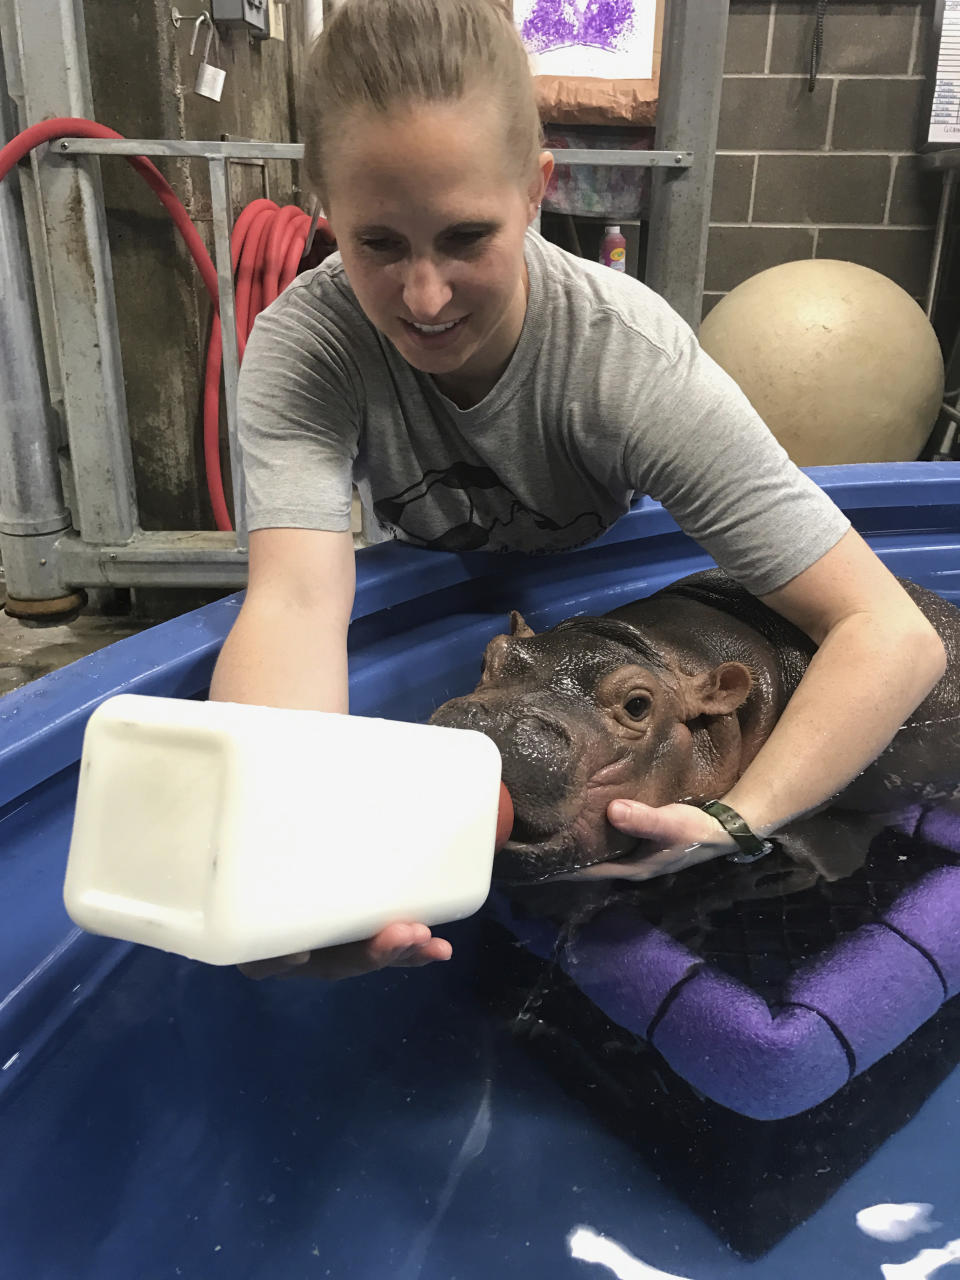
322;93;552;400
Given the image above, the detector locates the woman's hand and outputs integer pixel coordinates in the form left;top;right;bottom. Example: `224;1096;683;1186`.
238;922;452;981
557;800;736;882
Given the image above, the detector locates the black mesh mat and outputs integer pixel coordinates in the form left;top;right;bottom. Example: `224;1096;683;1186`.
476;823;960;1258
506;821;960;1009
651;825;960;1005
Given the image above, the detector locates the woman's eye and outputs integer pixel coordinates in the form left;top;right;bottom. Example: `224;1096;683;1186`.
447;230;487;249
624;696;650;720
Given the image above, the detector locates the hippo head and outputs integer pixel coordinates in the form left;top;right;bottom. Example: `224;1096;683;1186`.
429;612;754;883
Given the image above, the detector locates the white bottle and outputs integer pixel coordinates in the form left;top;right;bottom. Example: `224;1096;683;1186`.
64;694;505;966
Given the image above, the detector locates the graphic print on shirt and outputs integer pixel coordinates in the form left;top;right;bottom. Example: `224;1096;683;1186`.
372;461;604;553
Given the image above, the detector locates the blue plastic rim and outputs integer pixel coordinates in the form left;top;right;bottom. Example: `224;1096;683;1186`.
2;461;960;1279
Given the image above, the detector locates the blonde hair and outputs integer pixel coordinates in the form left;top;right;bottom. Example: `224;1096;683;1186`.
302;0;543;200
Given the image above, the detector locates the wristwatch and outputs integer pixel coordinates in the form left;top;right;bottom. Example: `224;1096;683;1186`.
699;799;774;865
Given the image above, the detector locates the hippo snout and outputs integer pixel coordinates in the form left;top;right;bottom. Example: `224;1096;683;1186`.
430;697;578;825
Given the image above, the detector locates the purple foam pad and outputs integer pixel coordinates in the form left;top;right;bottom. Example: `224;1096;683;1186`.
648;969;851;1119
784;924;946;1075
494;807;960;1120
883;867;960;997
559;907;700;1037
918;806;960;848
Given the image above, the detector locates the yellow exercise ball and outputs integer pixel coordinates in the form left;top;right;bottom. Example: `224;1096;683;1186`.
699;259;945;466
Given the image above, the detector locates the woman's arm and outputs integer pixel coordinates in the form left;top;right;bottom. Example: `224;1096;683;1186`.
724;527;945;831
210;527;355;711
211;526;453;975
566;529;946;880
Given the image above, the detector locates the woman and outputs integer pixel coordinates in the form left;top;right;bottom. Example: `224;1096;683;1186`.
210;0;945;979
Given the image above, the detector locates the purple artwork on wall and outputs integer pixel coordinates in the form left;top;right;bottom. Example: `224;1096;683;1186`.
520;0;637;56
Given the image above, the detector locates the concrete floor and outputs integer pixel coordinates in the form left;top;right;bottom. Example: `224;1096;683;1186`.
0;588;144;697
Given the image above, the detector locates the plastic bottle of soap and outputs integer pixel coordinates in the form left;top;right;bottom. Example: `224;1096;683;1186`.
600;224;627;272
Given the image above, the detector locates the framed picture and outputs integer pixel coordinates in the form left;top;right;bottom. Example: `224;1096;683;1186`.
514;0;658;82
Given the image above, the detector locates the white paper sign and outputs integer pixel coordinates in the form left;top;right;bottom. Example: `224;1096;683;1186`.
930;0;960;142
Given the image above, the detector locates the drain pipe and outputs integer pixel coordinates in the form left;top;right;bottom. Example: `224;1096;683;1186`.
0;73;84;623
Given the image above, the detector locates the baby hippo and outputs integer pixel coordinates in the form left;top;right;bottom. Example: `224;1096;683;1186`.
429;570;960;883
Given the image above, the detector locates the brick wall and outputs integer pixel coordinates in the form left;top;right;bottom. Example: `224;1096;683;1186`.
704;0;938;321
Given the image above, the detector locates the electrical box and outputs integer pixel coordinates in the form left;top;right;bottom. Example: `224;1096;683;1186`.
211;0;269;38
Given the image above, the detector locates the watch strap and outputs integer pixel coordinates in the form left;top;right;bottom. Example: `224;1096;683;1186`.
699;799;773;865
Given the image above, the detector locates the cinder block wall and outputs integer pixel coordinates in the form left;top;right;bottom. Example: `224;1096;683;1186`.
704;0;937;320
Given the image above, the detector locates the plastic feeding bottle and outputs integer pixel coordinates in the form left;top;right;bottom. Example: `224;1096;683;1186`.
63;694;514;967
600;224;627;272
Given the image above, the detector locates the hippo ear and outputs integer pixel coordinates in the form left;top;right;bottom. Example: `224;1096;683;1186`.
509;610;536;639
684;661;753;719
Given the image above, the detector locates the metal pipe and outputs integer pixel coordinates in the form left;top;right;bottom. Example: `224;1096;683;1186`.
56;530;248;588
208;156;247;549
58;138;305;160
646;0;731;327
56;138;694;168
9;0;139;546
926;168;957;320
0;3;66;433
0;30;72;602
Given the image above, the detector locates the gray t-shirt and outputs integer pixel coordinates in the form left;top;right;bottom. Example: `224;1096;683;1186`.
238;229;849;596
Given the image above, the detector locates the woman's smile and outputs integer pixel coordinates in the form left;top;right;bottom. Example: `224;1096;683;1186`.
401;314;471;348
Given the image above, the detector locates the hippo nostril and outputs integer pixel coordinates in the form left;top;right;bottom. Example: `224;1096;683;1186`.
509;717;574;785
522;704;572;739
515;713;572;750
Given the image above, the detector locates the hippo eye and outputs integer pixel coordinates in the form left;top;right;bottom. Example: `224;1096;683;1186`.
624;695;651;720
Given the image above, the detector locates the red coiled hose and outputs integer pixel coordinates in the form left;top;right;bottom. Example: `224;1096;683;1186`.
0;116;333;533
205;198;319;529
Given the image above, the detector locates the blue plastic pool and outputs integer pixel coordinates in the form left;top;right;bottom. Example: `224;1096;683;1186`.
2;463;960;1280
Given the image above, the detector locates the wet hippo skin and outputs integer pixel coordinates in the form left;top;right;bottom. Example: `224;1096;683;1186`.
430;570;960;886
